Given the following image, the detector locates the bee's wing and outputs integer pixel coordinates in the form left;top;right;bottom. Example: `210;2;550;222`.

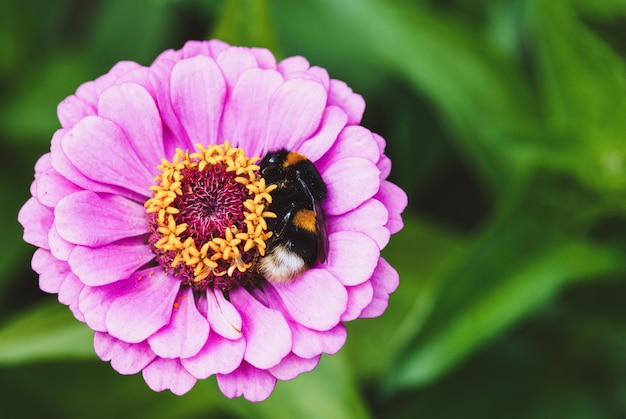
314;197;329;263
299;173;329;264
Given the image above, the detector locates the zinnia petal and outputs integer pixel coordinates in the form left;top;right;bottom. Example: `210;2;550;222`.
206;288;243;340
360;258;400;318
32;249;68;294
54;191;147;246
322;157;381;215
61;116;155;195
181;332;246;379
142;358;197;396
269;353;320;381
105;269;181;343
97;83;165;171
263;78;327;152
68;238;155;286
170;55;226;146
148;287;209;359
342;280;375;322
216;362;276;403
325;231;379;286
19;197;53;249
58;272;85;321
290;322;347;359
230;288;291;370
220;68;283;154
94;332;156;375
268;269;347;331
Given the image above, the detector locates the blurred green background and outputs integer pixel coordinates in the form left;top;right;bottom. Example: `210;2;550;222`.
2;0;626;417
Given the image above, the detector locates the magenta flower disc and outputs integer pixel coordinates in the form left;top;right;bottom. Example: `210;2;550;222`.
18;40;407;401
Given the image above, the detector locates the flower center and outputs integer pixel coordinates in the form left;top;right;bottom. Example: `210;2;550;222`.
145;142;277;291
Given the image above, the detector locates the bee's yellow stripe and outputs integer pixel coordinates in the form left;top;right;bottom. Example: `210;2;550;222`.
292;209;317;233
284;151;307;168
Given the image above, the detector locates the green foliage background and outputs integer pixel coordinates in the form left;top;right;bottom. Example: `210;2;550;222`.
2;0;626;417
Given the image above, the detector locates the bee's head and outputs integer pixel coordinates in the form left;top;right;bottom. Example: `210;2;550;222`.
259;149;290;178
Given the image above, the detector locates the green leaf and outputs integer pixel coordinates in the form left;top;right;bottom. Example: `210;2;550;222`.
386;239;622;392
269;0;541;190
383;174;626;392
0;302;95;364
223;353;372;419
0;53;94;143
527;0;626;193
213;0;281;52
345;214;465;380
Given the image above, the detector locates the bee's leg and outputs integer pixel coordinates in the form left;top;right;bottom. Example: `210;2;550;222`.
274;204;295;238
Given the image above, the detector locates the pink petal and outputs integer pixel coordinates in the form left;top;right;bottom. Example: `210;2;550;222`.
371;132;386;154
317;126;380;172
50;129;142;201
78;269;156;333
230;288;291;369
105;269;181;343
179;40;211;58
377;153;392;179
277;56;310;75
58;272;85;321
328;199;390;249
78;285;113;332
328;79;365;125
35;165;81;207
177;39;229;59
148;59;193;151
216;47;259;88
94;331;156;374
376;180;408;235
58;94;96;128
148;287;209;359
206;288;243;340
61;116;155;196
109;66;152;93
32;248;69;293
216;362;276;402
250;47;277;69
269;353;320;381
29;179;37;200
220;68;284;156
297;106;348;162
55;191;147;247
18;197;53;249
322;157;380;216
93;61;143;94
171;55;226;146
34;152;52;175
142;358;197;396
48;224;74;261
360;257;400;318
341;280;374;322
278;56;329;89
74;80;98;109
68;238;155;286
290;322;347;359
181;332;246;379
97;83;165;172
268;269;347;331
325;231;379;286
263;78;327;152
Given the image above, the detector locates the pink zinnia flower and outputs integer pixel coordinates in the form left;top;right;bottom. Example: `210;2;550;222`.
18;40;407;402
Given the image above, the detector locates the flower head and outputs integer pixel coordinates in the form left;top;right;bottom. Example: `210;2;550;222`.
18;40;407;402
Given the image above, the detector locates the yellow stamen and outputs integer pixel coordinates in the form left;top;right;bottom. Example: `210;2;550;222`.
145;141;275;283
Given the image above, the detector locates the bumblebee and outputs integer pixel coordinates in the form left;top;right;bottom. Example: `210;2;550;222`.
257;149;329;284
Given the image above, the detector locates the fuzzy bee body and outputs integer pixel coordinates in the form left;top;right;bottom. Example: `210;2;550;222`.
258;149;328;284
